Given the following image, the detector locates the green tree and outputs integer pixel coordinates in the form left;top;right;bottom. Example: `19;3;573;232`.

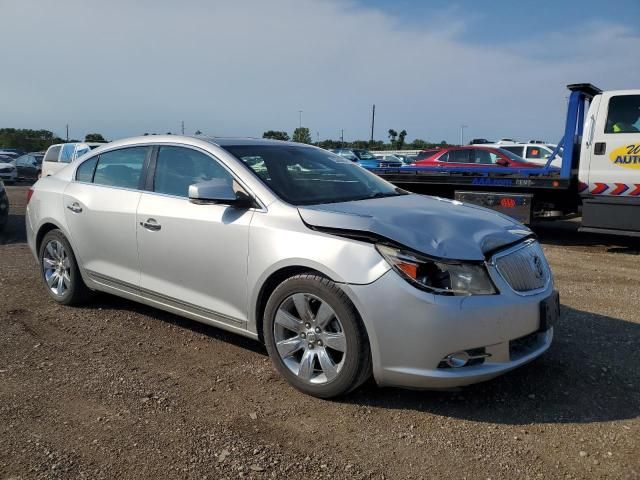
397;130;408;149
84;133;106;142
387;129;398;147
292;127;312;144
0;128;64;152
194;130;202;135
262;130;290;141
410;139;428;149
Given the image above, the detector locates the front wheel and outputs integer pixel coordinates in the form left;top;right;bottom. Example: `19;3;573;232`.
263;274;372;398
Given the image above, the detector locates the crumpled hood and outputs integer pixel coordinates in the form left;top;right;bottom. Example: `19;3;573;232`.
298;194;532;261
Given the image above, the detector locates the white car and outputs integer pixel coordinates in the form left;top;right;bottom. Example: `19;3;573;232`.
485;141;562;167
42;142;105;177
0;157;17;183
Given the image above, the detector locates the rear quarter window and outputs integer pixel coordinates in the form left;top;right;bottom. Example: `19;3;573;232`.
75;156;99;182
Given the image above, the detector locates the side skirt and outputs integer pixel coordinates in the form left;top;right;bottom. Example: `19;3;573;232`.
84;270;258;341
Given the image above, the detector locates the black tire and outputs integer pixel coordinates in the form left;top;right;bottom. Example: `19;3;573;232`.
263;274;372;399
38;229;91;305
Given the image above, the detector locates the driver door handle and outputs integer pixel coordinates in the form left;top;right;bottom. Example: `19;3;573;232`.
66;202;82;213
141;218;161;231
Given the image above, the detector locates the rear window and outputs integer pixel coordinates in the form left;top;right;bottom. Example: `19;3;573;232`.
44;145;61;162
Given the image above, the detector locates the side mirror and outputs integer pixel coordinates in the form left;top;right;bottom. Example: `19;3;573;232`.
496;158;509;167
188;179;254;208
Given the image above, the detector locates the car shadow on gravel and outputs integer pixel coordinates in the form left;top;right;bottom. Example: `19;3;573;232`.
534;220;640;255
87;293;268;355
345;305;640;425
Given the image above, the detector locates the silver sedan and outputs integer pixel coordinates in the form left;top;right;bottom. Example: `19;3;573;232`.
25;136;557;398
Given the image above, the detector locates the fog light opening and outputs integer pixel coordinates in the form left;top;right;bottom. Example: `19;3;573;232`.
445;351;470;368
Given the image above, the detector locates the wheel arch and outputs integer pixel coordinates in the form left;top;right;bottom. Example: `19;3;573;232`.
253;266;325;343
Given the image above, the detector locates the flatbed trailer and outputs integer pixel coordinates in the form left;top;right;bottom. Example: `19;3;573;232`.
368;83;640;235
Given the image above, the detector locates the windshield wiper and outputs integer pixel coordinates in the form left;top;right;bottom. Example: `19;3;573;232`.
364;190;408;200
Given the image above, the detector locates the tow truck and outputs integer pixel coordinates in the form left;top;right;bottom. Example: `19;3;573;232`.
370;84;640;236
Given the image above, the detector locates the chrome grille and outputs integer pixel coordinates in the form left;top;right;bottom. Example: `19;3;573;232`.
493;241;550;293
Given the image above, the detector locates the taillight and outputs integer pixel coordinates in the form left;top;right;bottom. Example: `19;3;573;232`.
26;187;34;204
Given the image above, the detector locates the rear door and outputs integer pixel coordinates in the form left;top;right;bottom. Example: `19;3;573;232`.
136;145;253;325
63;146;150;289
588;92;640;196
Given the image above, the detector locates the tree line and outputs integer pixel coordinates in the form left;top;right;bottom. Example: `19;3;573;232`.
0;128;106;152
263;128;449;150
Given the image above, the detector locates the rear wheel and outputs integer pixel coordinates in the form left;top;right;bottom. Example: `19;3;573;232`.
39;230;91;305
263;274;372;398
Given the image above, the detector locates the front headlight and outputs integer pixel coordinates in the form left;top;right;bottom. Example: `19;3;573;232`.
376;244;496;296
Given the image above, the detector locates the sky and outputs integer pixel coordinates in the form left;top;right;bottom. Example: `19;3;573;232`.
1;0;639;145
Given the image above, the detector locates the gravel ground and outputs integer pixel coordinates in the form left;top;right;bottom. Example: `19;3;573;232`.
1;185;638;479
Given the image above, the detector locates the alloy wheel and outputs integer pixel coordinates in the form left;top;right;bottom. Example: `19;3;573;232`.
273;293;347;384
42;240;71;296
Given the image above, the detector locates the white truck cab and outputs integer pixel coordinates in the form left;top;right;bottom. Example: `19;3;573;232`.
578;90;640;234
42;142;105;177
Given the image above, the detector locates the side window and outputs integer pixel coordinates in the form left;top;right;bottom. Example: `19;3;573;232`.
44;145;61;163
76;156;99;182
470;149;493;164
605;95;640;133
93;147;147;189
153;146;233;198
449;149;470;163
502;146;524;157
526;146;548;159
437;152;449;162
60;144;75;163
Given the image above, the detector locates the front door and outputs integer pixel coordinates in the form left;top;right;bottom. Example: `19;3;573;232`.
136;145;253;326
63;146;149;289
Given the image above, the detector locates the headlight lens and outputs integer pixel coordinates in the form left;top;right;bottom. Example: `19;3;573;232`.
376;244;496;295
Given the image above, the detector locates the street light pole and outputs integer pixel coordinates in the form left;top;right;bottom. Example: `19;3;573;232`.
298;110;303;129
460;125;468;146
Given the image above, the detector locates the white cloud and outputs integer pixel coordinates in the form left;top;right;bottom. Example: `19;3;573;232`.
0;0;638;143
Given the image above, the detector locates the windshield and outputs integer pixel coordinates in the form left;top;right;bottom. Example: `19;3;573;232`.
353;150;376;160
223;145;405;206
546;145;563;157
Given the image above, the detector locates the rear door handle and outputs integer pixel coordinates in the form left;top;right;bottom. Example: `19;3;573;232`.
66;202;82;213
140;218;161;231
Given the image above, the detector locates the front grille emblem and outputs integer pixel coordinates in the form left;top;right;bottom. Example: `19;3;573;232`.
531;254;544;280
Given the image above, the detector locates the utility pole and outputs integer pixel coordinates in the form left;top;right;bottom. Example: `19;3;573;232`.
460;125;468;146
370;104;375;143
340;129;344;147
298;110;303;129
66;124;69;142
181;120;185;135
316;131;319;146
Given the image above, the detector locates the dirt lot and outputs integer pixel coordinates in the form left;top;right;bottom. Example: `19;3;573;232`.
1;185;638;480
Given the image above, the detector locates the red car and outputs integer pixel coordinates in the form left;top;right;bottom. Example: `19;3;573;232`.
414;146;543;168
